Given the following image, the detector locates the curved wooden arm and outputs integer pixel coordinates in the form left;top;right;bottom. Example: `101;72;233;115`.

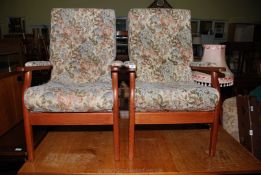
111;66;120;73
111;65;120;113
210;71;221;92
127;68;136;111
16;65;53;72
111;65;120;160
18;65;52;101
111;66;120;110
128;69;136;159
191;66;226;78
191;66;225;91
129;70;136;108
22;71;33;104
111;67;120;98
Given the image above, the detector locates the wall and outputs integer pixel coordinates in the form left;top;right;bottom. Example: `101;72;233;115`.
0;0;261;34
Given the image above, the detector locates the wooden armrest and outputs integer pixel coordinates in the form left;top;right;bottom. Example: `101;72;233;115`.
111;66;120;72
123;61;136;72
191;66;226;78
16;65;53;72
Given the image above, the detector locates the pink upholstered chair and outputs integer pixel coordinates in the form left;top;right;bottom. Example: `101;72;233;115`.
17;8;121;161
126;8;225;160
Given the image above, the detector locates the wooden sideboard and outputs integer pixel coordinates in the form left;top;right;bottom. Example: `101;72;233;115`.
0;72;23;136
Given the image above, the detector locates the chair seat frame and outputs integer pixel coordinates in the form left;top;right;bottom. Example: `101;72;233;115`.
17;65;120;161
128;65;225;160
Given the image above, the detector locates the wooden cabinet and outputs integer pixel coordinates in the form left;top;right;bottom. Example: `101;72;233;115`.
0;72;23;136
237;96;261;161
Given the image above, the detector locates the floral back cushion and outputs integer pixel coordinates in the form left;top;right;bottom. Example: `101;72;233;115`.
128;8;193;82
50;8;116;84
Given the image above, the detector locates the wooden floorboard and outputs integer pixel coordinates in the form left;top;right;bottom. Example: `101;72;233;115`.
18;118;261;175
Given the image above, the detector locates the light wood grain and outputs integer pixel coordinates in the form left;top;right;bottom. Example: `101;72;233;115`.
18;119;261;175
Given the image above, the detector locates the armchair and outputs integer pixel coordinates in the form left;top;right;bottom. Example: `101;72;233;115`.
127;8;225;160
17;8;121;161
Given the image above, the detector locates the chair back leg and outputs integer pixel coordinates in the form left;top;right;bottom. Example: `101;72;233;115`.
128;71;136;160
113;116;120;160
209;102;221;156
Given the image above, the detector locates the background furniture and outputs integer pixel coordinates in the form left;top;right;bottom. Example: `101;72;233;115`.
0;39;24;72
192;44;234;87
0;37;49;73
21;38;49;62
127;8;224;160
0;72;23;136
223;96;261;161
148;0;172;8
116;30;128;62
0;72;46;173
18;8;121;161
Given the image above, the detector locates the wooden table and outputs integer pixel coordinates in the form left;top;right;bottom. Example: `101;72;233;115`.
18;118;261;175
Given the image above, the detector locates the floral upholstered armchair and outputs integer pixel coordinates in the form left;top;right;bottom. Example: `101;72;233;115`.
17;8;121;161
126;8;225;160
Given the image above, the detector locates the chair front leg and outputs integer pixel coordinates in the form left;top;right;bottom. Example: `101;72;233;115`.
128;71;136;160
22;71;34;161
209;71;221;156
23;108;34;161
209;105;220;156
112;67;120;160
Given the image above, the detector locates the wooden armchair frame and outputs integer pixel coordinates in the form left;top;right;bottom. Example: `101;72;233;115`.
128;65;225;160
17;65;120;161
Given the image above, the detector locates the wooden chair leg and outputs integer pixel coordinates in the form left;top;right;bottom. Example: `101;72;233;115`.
128;71;136;160
113;112;120;161
23;109;34;161
112;67;120;160
209;109;220;156
128;110;135;160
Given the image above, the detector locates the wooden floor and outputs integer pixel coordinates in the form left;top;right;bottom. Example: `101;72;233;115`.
18;117;261;175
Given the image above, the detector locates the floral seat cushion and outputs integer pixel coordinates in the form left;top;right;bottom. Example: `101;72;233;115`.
135;81;219;112
24;81;113;112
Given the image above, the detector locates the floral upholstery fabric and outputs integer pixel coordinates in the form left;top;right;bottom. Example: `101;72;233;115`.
128;9;193;82
25;81;113;112
24;8;116;112
135;81;219;112
128;8;220;112
222;97;239;142
50;8;116;84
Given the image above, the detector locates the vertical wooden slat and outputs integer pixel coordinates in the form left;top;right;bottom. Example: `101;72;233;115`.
22;71;34;161
209;71;221;156
111;67;120;160
128;71;135;160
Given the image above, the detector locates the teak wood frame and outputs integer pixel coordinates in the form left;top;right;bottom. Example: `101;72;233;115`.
17;65;120;161
128;66;225;160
